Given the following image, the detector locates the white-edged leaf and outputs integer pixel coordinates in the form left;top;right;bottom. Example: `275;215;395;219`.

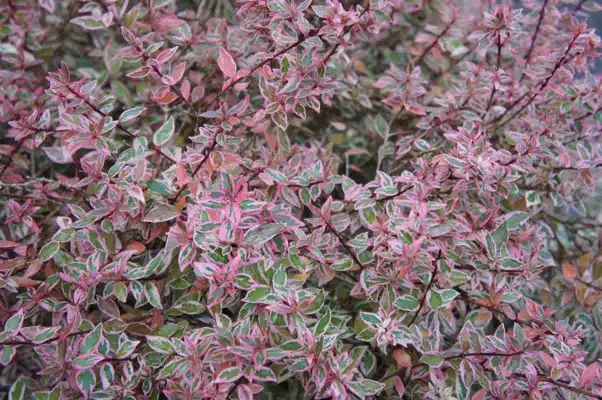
153;116;175;146
143;204;180;223
119;107;146;123
243;223;284;246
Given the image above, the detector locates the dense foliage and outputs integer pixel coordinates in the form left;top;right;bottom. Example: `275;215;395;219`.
0;0;601;398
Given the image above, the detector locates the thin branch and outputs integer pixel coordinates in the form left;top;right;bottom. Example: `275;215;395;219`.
0;329;89;347
491;32;579;129
457;293;521;324
575;277;602;292
64;85;177;165
321;212;366;270
484;31;502;115
172;136;218;200
444;350;524;361
197;28;322;118
415;19;456;66
0;177;86;195
408;250;442;327
543;377;601;399
520;0;549;82
430;42;479;84
570;0;587;17
551;162;602;172
0;138;25;180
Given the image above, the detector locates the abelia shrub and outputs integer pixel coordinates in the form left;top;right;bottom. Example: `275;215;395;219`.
1;0;602;399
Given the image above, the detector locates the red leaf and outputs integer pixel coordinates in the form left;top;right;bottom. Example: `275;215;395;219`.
218;47;237;78
153;90;178;104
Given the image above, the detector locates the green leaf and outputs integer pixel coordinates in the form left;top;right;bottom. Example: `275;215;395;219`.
119;107;146;123
299;188;311;204
144;282;163;309
76;370;96;394
239;200;265;212
486;222;508;256
52;229;74;242
80;324;102;353
99;363;114;387
4;310;24;332
394;295;419;311
157;358;188;379
331;258;353;271
439;289;458;306
266;168;289;184
350;379;386;396
525;190;541;207
272;268;287;287
143;204;180;223
373;9;392;22
506;211;530;230
48;387;62;400
281;56;290;73
72;354;103;370
111;80;133;105
427;291;443;310
501;258;523;270
147;336;175;354
116;339;139;358
0;346;16;366
153;116;175;146
360;312;381;327
560;101;571;114
450;270;470;284
71;16;104;30
305;290;325;314
255;366;277;381
244;286;271;303
374;114;388;138
243;223;284;246
420;354;444;367
314;308;331;335
280;341;303;351
147;179;172;195
272;110;288;131
216;366;243;383
8;377;28;400
290;359;308;371
115;282;128;303
491;222;508;249
172;300;205;315
39;242;60;261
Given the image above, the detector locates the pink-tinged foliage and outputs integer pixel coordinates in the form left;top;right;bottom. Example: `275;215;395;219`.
0;0;601;399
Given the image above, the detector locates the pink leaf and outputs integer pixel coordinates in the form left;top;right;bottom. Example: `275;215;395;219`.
101;12;113;27
127;66;152;79
170;62;186;84
218;48;237;78
181;78;191;101
394;377;405;397
579;363;599;386
155;46;179;64
404;102;426;116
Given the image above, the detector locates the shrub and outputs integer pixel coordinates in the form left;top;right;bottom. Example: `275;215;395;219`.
0;0;601;398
